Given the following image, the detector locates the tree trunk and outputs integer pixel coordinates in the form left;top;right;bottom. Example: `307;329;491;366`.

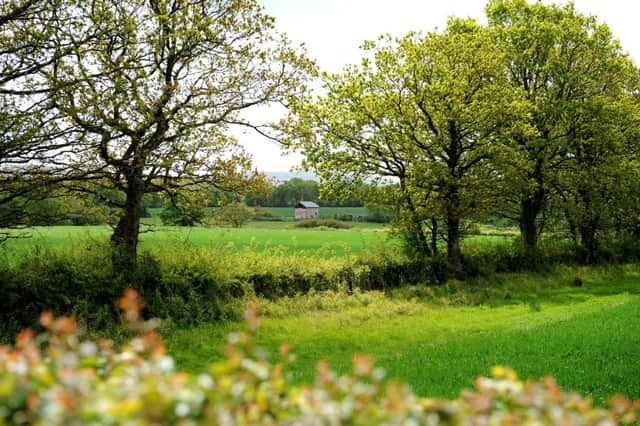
519;159;545;252
430;217;439;256
579;222;597;264
446;214;464;280
444;181;464;279
111;174;145;273
399;178;431;258
578;192;598;264
412;217;431;257
565;209;579;245
519;187;544;252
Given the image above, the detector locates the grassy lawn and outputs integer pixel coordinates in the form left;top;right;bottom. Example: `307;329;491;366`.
164;267;640;405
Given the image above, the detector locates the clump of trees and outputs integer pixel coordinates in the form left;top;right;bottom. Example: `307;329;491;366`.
244;177;364;207
288;0;640;276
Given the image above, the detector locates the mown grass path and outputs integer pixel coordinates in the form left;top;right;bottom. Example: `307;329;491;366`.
166;273;640;405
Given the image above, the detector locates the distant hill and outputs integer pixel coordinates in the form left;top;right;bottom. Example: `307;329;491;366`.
265;171;317;182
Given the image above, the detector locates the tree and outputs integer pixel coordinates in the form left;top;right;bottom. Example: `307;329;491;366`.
216;200;253;228
486;0;637;252
269;178;319;206
42;0;312;269
290;20;531;278
558;74;640;262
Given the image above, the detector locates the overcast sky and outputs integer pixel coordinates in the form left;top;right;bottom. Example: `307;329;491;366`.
242;0;640;172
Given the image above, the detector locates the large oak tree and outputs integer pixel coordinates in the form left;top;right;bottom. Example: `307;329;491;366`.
42;0;313;268
290;20;531;278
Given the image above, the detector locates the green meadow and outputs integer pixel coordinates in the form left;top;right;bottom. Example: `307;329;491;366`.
3;222;394;262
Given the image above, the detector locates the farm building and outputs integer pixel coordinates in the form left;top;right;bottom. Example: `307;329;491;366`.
294;201;320;220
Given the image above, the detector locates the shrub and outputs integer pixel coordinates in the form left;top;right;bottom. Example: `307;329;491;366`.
0;293;637;425
0;243;252;340
294;218;354;229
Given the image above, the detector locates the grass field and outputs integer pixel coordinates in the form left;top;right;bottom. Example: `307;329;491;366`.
2;223;517;264
1;221;396;262
2;217;637;404
164;266;640;405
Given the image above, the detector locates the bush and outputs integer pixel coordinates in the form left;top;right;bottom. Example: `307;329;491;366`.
0;295;638;425
159;202;208;226
294;218;354;229
12;231;640;341
333;213;392;223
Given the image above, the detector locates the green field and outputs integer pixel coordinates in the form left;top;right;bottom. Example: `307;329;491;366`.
164;267;640;405
2;222;518;263
2;222;395;261
3;220;639;405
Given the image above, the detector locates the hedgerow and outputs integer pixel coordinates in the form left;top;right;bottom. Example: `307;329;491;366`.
0;290;638;425
3;236;640;341
0;243;434;340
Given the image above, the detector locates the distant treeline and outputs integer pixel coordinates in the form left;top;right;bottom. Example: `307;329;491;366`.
140;178;364;209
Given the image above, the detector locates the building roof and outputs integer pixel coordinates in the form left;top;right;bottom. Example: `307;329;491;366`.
295;201;320;209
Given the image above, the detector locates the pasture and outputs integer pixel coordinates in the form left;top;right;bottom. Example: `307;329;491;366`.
2;217;516;266
2;222;395;263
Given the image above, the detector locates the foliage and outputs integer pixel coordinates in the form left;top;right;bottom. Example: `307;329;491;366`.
293;218;354;229
0;238;446;339
265;177;319;206
5;228;640;340
245;178;366;208
0;293;638;425
0;0;76;227
285;0;640;271
159;192;209;227
0;244;252;340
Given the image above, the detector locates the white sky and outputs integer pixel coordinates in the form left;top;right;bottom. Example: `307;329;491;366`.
242;0;640;172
